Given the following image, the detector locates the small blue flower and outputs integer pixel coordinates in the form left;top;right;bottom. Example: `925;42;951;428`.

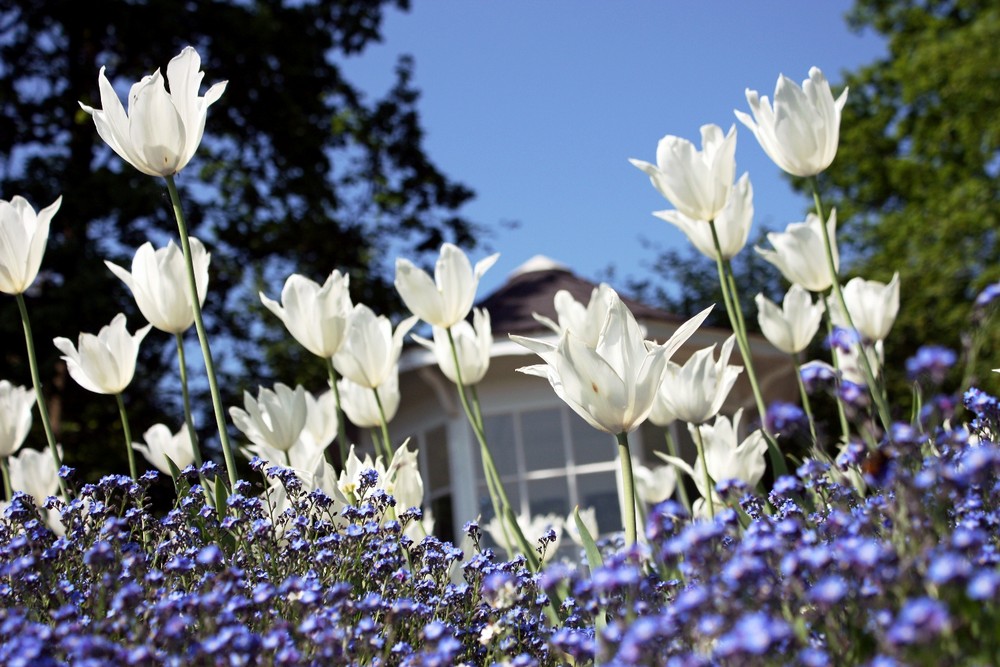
905;345;956;383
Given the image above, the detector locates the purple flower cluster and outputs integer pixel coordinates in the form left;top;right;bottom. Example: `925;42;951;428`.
2;396;999;665
540;392;1000;665
0;465;554;665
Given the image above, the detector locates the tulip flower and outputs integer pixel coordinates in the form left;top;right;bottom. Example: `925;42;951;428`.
630;124;737;223
8;445;61;506
755;210;839;292
385;440;424;512
243;388;336;477
338;445;388;499
230;383;308;454
260;271;352;359
755;285;826;355
0;381;34;459
660;409;767;512
133;423;196;475
653;173;754;261
334;305;418;390
395;243;499;329
412;308;492;385
79;46;226;177
654;335;743;426
735;67;848;177
338;370;401;428
648;391;678;428
633;461;678;505
514;287;712;435
534;285;617;348
696;409;768;489
106;238;210;334
0;195;61;296
53;314;152;395
831;273;900;343
298;389;338;452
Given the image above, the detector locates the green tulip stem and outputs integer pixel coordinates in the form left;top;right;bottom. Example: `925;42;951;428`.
445;327;538;569
792;355;819;443
1;457;12;502
616;431;638;546
810;179;892;435
371;387;393;464
15;293;68;500
173;333;203;468
165;175;238;491
663;429;691;511
821;293;854;445
324;357;350;466
692;424;716;519
116;393;137;480
707;221;786;477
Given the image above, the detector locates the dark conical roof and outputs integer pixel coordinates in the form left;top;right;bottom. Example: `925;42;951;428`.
477;256;684;336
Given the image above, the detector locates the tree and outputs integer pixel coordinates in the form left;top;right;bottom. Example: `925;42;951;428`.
0;0;478;480
806;0;1000;398
641;0;999;413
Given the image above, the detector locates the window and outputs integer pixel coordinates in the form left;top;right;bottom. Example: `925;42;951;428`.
471;406;626;535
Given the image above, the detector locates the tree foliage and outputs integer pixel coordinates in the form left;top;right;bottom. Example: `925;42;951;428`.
642;0;999;409
809;0;1000;395
0;0;478;479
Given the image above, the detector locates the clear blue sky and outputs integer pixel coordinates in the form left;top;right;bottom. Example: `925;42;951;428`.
341;2;887;301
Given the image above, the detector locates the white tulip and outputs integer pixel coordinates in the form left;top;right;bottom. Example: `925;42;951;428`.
79;47;226;177
260;271;352;359
133;423;196;474
533;284;617;348
736;67;847;177
514;286;712;435
755;210;839;292
0;380;34;459
230;383;308;454
53;314;152;395
0;195;61;295
412;308;492;385
633;461;677;505
395;243;498;329
755;284;826;355
653;173;754;261
8;445;61;506
630;124;738;222
831;273;900;342
338;370;400;429
106;238;210;334
333;305;417;389
654;335;743;425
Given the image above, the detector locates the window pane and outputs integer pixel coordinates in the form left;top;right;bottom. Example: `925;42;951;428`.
429;494;454;544
520;408;565;471
423;424;450;493
481;413;518;477
569;416;616;466
526;477;569;518
577;471;621;534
